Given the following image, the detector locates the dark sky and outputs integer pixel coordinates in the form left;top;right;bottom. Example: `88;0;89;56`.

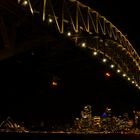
0;0;140;128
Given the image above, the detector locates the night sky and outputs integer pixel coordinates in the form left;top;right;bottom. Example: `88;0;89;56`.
0;0;140;128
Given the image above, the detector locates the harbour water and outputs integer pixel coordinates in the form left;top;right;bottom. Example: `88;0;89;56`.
0;132;140;140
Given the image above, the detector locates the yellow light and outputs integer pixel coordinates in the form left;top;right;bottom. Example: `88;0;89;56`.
110;64;114;68
117;69;121;73
127;77;130;81
81;43;86;48
103;58;107;63
67;32;71;36
49;18;53;23
132;81;135;84
22;0;28;6
93;51;97;56
122;73;126;77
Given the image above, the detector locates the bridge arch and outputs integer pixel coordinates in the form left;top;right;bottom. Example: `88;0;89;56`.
0;0;139;90
17;0;140;90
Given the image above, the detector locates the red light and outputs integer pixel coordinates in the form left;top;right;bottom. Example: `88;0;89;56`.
105;72;111;77
51;81;58;86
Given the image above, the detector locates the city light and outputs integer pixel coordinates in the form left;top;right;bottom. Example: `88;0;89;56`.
73;105;140;134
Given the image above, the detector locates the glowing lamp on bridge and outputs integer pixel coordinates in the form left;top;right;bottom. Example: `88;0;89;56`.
81;42;86;48
102;58;107;63
67;32;71;36
18;0;28;6
127;77;131;81
110;64;115;68
49;18;53;23
22;0;28;6
117;69;121;73
93;51;98;56
105;72;111;78
122;73;126;77
51;80;58;87
132;81;135;84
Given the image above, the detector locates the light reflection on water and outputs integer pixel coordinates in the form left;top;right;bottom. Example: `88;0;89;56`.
0;132;140;140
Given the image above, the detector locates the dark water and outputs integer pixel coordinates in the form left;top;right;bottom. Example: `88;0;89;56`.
0;132;140;140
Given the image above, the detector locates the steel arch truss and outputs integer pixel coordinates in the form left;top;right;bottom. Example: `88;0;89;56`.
18;0;140;89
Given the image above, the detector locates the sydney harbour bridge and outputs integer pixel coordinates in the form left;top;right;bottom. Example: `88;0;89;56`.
0;0;140;91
